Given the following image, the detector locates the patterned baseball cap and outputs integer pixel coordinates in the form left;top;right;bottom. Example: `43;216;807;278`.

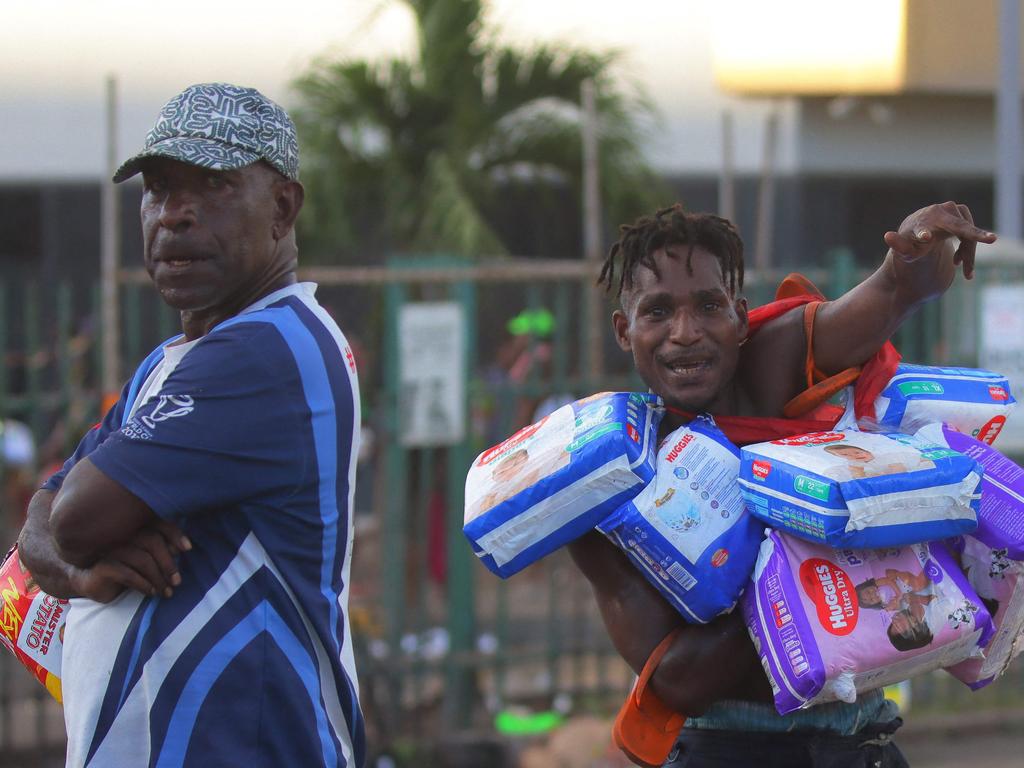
113;83;299;183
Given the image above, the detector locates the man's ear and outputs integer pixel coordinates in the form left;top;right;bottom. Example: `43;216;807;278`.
272;179;305;242
612;309;632;352
734;296;749;341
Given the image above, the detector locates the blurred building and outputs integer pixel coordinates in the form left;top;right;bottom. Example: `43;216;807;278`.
708;0;1021;268
1;0;1022;285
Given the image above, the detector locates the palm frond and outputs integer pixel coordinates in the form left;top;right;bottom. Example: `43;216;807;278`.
412;152;506;256
289;0;664;263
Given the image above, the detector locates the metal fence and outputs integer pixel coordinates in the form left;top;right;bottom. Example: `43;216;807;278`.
1;250;1023;765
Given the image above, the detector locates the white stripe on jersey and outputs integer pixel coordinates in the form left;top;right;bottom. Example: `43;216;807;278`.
294;287;362;712
79;532;354;766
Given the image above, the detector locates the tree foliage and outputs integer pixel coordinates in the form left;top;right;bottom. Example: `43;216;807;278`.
291;0;667;262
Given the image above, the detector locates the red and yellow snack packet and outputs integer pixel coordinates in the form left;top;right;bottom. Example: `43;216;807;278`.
0;545;67;702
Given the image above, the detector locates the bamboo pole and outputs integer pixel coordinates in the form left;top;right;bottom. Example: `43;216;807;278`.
100;75;121;413
581;79;604;382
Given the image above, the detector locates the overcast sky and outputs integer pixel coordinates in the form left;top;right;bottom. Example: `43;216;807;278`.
1;0;791;180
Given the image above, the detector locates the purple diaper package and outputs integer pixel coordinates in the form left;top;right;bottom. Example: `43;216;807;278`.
913;424;1024;688
915;423;1024;558
945;535;1024;689
742;530;993;715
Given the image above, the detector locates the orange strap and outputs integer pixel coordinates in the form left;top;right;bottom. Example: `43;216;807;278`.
775;272;825;302
782;302;862;419
612;629;686;767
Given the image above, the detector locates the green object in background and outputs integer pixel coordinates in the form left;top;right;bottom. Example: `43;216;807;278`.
494;709;564;736
507;308;555;338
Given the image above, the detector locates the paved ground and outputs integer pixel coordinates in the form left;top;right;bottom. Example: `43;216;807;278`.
900;730;1024;768
898;708;1024;768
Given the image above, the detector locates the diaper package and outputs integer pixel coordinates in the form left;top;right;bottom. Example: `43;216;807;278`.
738;428;981;549
945;535;1024;689
915;423;1024;558
872;364;1015;445
0;546;66;702
742;531;993;715
599;415;763;623
464;392;662;577
912;424;1024;688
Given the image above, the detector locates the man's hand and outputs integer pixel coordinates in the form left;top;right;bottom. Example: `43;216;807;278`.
69;519;191;603
883;201;997;284
812;201;997;379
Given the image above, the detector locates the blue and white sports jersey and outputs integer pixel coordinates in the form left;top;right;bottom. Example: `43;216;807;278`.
47;283;365;768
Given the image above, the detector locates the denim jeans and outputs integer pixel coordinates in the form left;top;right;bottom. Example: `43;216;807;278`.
662;717;909;768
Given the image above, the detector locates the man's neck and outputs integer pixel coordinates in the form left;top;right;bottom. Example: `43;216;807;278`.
180;273;298;340
660;379;752;432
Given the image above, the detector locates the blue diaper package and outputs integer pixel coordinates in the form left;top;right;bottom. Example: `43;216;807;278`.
464;392;662;578
599;415;764;623
738;429;982;549
872;364;1015;445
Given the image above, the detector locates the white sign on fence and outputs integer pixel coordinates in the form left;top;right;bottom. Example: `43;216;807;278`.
398;302;466;447
980;284;1024;453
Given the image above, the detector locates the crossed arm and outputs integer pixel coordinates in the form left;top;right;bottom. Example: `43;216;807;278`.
17;459;188;602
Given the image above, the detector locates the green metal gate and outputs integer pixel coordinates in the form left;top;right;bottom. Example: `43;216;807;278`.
3;250;1024;765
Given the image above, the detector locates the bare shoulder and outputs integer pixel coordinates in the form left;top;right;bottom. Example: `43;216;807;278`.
736;304;807;416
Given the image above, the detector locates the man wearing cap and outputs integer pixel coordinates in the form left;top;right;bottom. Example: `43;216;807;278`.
18;83;365;767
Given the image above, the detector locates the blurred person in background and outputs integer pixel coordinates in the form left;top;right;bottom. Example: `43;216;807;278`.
570;201;995;767
17;83;365;767
476;307;574;446
1;418;36;533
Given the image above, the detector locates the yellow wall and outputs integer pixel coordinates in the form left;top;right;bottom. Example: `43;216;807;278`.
903;0;1001;92
713;0;1017;96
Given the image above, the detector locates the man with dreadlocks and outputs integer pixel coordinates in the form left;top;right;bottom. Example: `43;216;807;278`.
569;201;996;767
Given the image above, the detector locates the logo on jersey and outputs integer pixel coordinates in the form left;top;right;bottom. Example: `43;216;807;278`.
141;395;195;429
125;394;195;440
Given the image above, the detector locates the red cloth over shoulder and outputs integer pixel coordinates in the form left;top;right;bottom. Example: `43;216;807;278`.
682;292;901;446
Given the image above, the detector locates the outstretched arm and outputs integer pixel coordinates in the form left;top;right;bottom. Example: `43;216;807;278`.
568;532;770;715
813;201;996;375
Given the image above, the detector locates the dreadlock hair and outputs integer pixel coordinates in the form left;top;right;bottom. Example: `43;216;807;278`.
598;204;745;301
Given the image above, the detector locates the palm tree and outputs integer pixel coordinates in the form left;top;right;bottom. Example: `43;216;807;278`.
291;0;667;262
